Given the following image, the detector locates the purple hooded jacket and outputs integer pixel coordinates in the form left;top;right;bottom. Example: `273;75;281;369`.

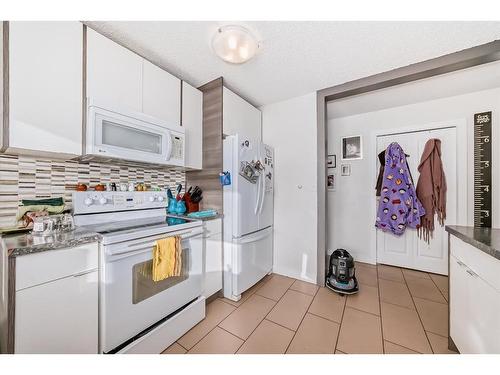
375;142;425;235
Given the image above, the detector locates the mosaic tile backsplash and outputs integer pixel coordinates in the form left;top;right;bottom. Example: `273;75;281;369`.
0;154;185;227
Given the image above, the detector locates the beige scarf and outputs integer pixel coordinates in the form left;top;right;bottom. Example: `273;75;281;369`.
416;139;447;242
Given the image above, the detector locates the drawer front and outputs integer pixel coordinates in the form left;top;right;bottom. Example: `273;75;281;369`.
204;218;222;237
450;236;500;292
16;243;98;291
204;232;222;298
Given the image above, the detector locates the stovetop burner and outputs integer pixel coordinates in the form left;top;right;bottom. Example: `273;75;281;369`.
81;216;193;235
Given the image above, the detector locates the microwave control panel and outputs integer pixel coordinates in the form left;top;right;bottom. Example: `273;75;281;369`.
171;134;184;160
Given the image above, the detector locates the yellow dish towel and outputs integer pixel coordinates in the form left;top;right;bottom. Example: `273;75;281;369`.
152;236;182;282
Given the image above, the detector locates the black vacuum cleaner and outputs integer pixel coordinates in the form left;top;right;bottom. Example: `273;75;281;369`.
326;249;359;295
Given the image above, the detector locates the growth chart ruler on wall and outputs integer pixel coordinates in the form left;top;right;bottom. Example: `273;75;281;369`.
473;111;492;228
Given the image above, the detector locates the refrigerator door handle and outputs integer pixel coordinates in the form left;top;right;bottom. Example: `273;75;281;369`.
234;227;272;244
258;170;266;214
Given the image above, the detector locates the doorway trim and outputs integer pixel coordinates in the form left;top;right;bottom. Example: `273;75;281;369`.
316;40;500;285
370;119;467;267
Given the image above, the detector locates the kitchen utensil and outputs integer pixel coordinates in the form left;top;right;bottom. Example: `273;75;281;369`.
120;183;128;192
111;183;117;191
105;182;112;191
128;182;135;192
95;184;105;191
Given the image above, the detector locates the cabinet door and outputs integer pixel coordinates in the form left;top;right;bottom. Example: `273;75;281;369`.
203;219;222;298
223;87;261;141
182;81;203;169
15;270;98;353
86;27;142;112
142;60;181;125
450;254;500;353
8;21;83;155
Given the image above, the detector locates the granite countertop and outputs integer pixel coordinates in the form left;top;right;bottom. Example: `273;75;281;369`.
445;225;500;261
2;228;101;258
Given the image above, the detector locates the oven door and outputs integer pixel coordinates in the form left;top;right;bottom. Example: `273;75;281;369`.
87;104;173;164
100;227;204;353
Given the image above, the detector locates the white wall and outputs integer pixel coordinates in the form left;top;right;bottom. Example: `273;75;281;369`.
261;93;318;283
327;86;500;264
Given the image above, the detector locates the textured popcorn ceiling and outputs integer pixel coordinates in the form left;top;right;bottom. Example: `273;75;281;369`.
85;21;500;106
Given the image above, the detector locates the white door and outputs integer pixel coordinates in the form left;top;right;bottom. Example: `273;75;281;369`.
376;127;457;275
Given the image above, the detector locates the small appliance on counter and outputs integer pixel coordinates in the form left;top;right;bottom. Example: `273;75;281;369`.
325;249;359;295
31;213;75;236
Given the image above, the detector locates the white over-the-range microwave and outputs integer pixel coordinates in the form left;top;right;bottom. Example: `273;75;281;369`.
84;99;185;167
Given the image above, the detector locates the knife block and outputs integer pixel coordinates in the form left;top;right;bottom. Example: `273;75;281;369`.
184;193;199;213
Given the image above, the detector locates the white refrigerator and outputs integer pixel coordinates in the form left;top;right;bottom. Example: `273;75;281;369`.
223;135;274;301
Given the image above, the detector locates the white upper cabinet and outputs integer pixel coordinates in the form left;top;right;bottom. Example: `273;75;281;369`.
86;27;143;112
142;60;181;125
87;27;182;126
8;21;83;156
223;87;261;141
182;81;203;169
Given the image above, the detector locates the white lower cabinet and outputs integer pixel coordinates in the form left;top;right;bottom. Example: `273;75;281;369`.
14;243;99;354
449;236;500;354
203;219;222;298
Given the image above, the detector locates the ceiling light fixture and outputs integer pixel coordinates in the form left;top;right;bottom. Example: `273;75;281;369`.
212;25;259;64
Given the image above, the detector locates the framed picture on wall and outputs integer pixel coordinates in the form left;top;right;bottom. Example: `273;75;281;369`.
341;135;363;160
341;164;351;176
327;154;336;168
327;173;336;191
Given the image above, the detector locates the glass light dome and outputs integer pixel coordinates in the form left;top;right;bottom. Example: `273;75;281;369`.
212;25;259;64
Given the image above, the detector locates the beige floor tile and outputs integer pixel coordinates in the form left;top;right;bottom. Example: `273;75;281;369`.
255;274;295;301
379;278;414;309
413;297;448;337
286;313;340;354
356;261;377;269
402;268;431;280
221;274;272;307
426;332;458;354
406;277;447;303
380;302;432;353
188;327;243;354
267;289;314;331
308;287;346;323
384;341;419;354
337;307;383;354
219;294;276;340
161;342;187;354
377;264;405;283
178;299;235;349
355;264;378;287
290;279;319;296
429;273;448;301
346;284;380;316
237;319;294;354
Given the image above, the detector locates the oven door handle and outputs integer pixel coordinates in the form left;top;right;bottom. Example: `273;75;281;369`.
105;228;203;257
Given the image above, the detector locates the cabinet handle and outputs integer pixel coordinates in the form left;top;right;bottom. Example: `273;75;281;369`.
72;268;98;277
465;269;478;278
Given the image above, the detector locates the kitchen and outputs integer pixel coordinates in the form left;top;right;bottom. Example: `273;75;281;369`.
1;2;500;371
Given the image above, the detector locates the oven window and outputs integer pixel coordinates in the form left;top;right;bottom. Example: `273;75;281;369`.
101;120;162;155
132;247;190;304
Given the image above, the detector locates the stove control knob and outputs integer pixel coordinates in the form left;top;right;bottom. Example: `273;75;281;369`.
157;196;164;202
99;197;107;205
149;196;156;202
84;197;93;206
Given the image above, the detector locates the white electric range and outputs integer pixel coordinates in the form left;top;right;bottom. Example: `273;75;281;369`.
73;191;205;354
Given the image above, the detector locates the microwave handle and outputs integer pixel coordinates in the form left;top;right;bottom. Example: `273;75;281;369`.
165;131;173;161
